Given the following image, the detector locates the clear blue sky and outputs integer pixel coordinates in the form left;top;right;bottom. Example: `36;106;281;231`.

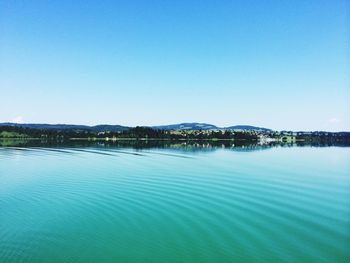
0;0;349;131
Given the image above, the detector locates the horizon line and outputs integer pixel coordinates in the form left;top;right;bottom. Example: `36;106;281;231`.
1;122;349;133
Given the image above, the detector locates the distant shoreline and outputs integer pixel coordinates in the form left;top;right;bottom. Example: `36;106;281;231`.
1;125;349;145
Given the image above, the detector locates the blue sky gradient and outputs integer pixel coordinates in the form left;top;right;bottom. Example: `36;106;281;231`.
0;0;349;130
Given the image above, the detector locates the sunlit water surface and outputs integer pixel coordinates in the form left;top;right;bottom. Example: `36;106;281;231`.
1;145;349;262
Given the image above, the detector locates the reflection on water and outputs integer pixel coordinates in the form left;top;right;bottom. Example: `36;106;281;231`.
0;138;349;152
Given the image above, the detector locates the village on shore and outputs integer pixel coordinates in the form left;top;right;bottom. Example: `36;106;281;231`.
0;124;349;145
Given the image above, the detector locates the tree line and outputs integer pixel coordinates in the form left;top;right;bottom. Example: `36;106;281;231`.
0;126;258;140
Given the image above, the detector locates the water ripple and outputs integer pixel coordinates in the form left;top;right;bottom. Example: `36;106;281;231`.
1;147;349;262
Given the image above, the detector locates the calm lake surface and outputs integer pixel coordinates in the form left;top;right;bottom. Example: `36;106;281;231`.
1;142;349;262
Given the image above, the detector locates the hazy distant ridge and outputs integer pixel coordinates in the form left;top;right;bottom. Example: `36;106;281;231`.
0;122;271;132
153;123;271;131
0;123;129;132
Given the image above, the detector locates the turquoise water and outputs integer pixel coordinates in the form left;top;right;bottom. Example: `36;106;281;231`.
1;145;349;262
